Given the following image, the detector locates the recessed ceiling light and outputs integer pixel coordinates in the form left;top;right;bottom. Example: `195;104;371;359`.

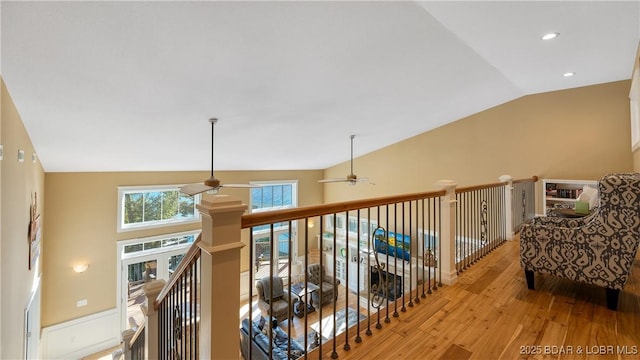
563;72;576;77
542;32;559;40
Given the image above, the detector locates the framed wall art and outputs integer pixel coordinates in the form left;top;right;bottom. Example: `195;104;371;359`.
28;193;41;270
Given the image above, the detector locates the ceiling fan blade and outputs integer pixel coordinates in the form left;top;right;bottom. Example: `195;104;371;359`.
355;178;375;185
318;178;348;183
180;183;214;196
221;183;261;188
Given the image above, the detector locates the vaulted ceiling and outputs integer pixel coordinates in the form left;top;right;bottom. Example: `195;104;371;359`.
2;1;639;172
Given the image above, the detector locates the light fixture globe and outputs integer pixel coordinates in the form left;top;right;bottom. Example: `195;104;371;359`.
73;264;89;273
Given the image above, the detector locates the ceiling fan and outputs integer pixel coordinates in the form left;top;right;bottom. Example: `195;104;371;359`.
180;118;259;196
318;134;373;185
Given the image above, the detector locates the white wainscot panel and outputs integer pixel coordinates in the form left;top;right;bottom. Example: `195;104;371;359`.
41;308;120;359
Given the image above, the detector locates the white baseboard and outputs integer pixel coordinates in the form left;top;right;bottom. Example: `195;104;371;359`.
41;308;120;359
440;269;458;286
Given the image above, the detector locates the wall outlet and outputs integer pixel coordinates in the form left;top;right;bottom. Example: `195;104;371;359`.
77;299;88;307
0;144;3;160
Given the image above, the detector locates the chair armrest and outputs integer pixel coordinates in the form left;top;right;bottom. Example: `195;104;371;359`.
528;216;574;228
324;275;339;286
525;211;597;229
282;290;293;303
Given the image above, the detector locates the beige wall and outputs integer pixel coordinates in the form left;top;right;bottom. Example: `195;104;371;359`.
633;43;640;172
1;79;46;359
43;170;323;327
324;80;634;214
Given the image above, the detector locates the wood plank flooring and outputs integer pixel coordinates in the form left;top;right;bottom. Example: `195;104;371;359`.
90;234;639;360
314;236;640;360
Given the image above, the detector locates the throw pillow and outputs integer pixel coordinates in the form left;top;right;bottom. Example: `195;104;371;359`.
578;185;598;209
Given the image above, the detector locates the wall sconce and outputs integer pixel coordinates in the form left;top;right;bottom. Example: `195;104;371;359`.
307;220;315;228
73;264;89;273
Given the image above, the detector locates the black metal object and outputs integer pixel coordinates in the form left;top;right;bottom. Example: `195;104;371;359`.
157;252;200;360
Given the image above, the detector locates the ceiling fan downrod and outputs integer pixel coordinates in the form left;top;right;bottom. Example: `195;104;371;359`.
209;117;217;178
350;134;355;176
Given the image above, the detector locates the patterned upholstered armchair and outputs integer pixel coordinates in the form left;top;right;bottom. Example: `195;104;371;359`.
520;173;640;310
307;263;340;307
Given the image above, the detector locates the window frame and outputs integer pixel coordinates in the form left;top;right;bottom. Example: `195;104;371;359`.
117;185;201;233
249;180;299;268
249;180;298;212
119;229;201;260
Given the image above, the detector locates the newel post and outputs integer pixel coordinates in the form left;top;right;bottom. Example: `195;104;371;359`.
143;279;165;360
121;329;134;360
197;197;247;359
436;180;458;285
499;175;514;241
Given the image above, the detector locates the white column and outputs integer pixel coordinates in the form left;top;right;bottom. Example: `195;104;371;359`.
499;175;514;241
143;279;165;360
121;329;135;360
197;197;247;360
435;180;458;286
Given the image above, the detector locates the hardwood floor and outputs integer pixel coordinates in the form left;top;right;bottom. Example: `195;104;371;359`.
90;234;639;360
310;235;640;360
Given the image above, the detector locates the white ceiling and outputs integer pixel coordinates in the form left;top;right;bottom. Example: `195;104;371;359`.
2;1;639;172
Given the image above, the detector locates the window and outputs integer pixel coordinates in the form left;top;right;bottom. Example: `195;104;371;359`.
122;232;198;256
117;185;201;232
250;181;297;232
118;230;199;331
250;181;298;278
251;182;296;211
324;213;377;247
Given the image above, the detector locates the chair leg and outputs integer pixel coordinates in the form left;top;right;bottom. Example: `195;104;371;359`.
524;270;535;290
606;288;620;311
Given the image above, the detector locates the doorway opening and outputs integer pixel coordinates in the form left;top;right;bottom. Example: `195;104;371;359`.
117;230;199;331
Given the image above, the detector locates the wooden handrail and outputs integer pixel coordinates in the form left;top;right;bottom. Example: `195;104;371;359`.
241;189;446;229
513;175;539;184
456;176;538;194
128;318;146;350
456;181;506;194
154;234;202;309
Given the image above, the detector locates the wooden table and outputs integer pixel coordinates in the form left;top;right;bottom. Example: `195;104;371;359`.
289;282;320;318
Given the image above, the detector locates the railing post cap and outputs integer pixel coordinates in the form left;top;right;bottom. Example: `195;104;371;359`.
143;279;166;297
499;175;513;182
197;196;247;215
122;328;135;340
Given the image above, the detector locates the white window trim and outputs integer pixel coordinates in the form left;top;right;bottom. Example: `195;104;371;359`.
120;229;201;260
117;185;201;233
